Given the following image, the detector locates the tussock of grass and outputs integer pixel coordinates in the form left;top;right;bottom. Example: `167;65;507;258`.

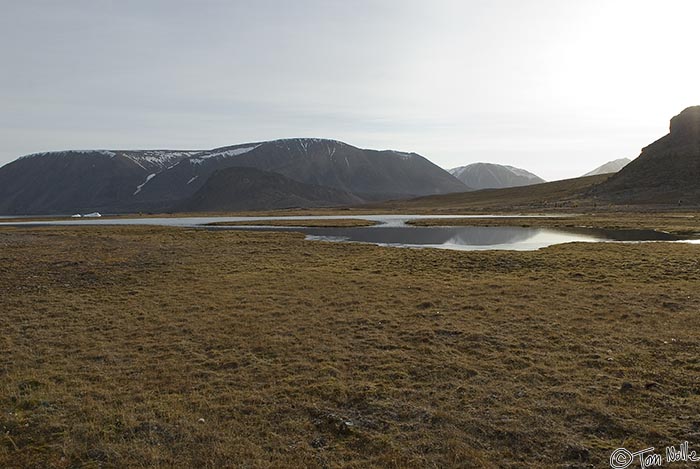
1;225;700;467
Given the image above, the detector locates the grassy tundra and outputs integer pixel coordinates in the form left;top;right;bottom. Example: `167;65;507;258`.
1;221;700;468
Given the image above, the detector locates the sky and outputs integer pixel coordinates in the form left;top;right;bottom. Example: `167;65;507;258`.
1;0;699;181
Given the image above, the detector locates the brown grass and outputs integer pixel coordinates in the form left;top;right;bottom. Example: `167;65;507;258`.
408;212;700;238
1;225;700;468
206;219;378;228
372;174;612;213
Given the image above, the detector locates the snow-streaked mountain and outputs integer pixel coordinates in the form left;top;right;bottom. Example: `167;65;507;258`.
133;138;468;207
19;149;199;173
0;151;171;215
583;158;631;177
448;163;545;190
0;138;467;214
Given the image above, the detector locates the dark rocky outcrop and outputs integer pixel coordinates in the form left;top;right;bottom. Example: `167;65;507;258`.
592;106;700;205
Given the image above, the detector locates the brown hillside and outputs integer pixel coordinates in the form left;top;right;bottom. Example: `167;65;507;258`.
374;174;610;212
592;106;700;205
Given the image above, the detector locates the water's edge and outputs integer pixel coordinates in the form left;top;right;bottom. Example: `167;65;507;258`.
0;214;686;252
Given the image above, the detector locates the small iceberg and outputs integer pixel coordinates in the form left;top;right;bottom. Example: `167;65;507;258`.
82;212;102;218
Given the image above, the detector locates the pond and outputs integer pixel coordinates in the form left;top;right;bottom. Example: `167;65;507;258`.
0;215;685;251
213;224;680;251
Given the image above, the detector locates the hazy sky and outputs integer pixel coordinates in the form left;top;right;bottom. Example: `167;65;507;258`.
1;0;699;180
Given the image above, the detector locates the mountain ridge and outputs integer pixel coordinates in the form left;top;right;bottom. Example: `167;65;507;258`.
0;138;468;214
591;106;700;204
131;138;468;206
449;162;545;190
17;149;200;173
583;158;631;177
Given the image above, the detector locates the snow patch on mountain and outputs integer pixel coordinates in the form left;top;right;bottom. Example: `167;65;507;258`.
327;143;337;158
190;145;262;164
390;151;416;160
130;151;200;166
133;173;156;195
19;149;117;160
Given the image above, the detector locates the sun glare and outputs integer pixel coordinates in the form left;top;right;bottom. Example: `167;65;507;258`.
556;1;700;116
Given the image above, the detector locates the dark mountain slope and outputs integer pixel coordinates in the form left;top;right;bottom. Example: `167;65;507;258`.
592;106;700;204
0;149;198;214
374;174;610;212
179;166;364;212
134;138;468;205
0;151;149;215
0;139;467;214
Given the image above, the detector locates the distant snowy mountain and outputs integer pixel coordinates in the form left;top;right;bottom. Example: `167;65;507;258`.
0;138;467;214
449;162;545;190
583;158;631;177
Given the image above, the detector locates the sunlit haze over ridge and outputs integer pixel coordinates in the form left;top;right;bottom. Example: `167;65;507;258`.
1;0;699;181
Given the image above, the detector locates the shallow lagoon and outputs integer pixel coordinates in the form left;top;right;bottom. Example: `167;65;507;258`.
0;214;683;251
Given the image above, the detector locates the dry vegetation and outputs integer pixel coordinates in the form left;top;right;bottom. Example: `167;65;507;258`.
206;219;378;228
374;175;611;213
408;212;700;238
2;224;700;468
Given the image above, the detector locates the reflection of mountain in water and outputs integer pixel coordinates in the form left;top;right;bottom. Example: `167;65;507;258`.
238;225;680;249
279;226;548;246
442;227;538;246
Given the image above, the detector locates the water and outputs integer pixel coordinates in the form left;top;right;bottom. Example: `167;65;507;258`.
218;224;680;251
0;214;550;227
0;214;684;251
